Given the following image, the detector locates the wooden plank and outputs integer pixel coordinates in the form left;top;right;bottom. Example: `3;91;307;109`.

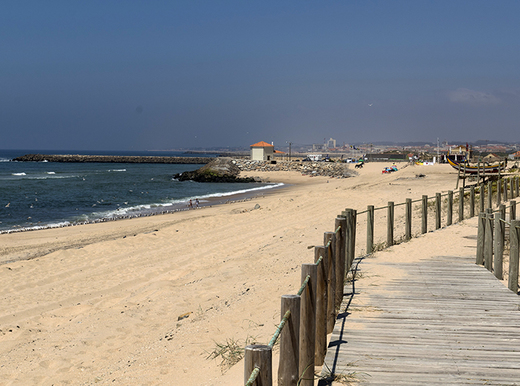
322;248;520;385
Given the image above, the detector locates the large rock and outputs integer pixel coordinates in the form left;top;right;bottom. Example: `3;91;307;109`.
173;157;256;182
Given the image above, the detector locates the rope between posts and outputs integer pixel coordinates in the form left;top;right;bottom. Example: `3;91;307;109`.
245;367;260;386
297;274;311;296
357;209;368;215
499;218;512;226
268;310;291;347
335;224;341;234
315;255;323;266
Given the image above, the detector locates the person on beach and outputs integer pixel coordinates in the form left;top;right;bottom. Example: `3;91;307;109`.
188;199;193;209
195;199;199;208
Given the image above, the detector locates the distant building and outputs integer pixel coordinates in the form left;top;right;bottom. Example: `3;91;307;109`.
250;141;275;161
326;138;336;149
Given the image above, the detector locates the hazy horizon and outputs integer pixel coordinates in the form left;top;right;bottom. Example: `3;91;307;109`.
2;1;519;151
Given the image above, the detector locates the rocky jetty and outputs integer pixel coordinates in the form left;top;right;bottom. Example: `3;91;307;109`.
13;154;211;164
173;157;257;182
233;159;357;178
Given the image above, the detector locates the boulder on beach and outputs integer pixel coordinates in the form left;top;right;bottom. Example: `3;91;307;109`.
173;157;257;182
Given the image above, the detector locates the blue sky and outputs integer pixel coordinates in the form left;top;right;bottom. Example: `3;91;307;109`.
1;1;519;150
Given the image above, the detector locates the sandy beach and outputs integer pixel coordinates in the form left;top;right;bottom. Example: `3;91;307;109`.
0;162;491;385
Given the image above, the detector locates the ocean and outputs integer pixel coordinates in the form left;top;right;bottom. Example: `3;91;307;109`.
0;149;282;234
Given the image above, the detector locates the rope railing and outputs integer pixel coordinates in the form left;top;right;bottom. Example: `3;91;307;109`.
243;174;520;385
244;368;260;386
268;310;291;347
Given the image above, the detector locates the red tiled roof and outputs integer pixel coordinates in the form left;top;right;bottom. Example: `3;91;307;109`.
250;141;274;147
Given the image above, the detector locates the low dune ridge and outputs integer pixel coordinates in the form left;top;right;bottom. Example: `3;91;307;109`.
1;162;471;385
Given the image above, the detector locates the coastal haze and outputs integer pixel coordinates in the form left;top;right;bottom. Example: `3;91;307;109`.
2;1;520;150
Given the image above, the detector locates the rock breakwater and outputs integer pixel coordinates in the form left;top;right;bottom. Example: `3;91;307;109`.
234;159;357;178
174;157;257;182
13;154;211;164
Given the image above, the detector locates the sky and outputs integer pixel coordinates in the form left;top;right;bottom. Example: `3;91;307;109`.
1;1;519;151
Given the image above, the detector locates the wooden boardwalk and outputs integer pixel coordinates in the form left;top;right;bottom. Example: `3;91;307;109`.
322;252;520;385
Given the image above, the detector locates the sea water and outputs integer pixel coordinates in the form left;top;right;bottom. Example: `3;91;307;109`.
0;149;281;233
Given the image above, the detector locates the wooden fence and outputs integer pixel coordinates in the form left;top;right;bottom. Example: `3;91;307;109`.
244;176;520;386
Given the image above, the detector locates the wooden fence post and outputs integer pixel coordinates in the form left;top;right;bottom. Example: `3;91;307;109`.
405;198;412;241
278;295;300;386
510;177;515;200
367;205;374;254
447;190;453;226
435;193;441;229
508;220;520;293
511;201;517;221
351;209;357;267
476;212;485;265
494;211;505;280
484;211;493;272
497;179;502;205
343;209;353;272
488;181;493;209
299;264;316;386
499;204;506;222
245;345;272;386
324;232;336;334
470;186;475;218
314;246;327;366
479;184;485;213
504;179;508;202
421;195;428;234
387;201;394;247
334;217;346;310
516;176;519;198
459;187;464;222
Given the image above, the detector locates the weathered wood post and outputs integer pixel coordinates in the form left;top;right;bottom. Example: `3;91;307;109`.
504;179;508;202
476;212;485;265
405;198;412;240
334;217;346;309
343;209;353;272
484;211;494;271
516;176;519;198
447;190;453;226
351;209;357;267
314;246;327;366
421;195;428;234
435;193;441;229
470;186;475;218
497;179;502;206
387;201;394;247
510;177;515;200
366;205;374;254
245;345;272;386
324;232;336;334
278;295;300;386
479;184;485;213
299;264;316;386
499;204;506;223
494;211;505;280
508;220;520;293
511;201;517;221
487;181;493;209
459;187;464;222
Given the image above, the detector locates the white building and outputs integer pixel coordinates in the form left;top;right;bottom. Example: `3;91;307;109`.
250;141;275;161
